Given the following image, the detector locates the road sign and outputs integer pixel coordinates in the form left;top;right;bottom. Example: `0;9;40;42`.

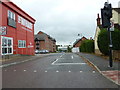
110;21;114;31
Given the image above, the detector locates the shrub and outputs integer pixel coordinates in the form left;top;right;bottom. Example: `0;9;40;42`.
80;40;94;53
97;28;120;55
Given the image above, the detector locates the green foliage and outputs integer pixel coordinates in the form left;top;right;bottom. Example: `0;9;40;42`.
97;28;120;55
67;46;72;52
80;40;94;53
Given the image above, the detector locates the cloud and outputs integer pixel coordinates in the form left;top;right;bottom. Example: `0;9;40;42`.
12;0;120;45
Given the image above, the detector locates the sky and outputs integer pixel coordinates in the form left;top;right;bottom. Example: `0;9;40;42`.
11;0;120;45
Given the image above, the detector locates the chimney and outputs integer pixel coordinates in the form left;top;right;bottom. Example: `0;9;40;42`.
90;37;93;40
96;13;101;26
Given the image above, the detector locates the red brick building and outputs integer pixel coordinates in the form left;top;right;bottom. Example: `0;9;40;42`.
73;36;87;47
0;0;36;55
34;31;56;52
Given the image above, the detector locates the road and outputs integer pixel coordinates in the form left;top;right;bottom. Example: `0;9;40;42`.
2;53;119;88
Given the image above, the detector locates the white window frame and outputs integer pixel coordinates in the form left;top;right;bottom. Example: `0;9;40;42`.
1;36;13;55
18;40;26;48
8;10;15;21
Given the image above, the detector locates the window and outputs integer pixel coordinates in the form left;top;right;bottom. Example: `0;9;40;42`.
8;10;16;28
18;40;26;48
8;10;15;20
1;36;13;55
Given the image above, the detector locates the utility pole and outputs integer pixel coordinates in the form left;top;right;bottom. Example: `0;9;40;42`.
101;2;113;67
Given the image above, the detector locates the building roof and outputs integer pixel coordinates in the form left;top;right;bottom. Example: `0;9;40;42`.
1;0;36;23
73;36;87;46
113;8;120;14
34;34;46;41
35;31;56;42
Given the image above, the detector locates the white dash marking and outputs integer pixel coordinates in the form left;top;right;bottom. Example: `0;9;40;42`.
34;70;37;73
24;70;26;72
80;71;83;73
56;71;59;72
68;71;71;73
45;71;47;72
71;56;74;59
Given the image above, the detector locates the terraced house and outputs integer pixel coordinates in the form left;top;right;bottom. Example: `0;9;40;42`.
0;0;36;56
34;31;56;52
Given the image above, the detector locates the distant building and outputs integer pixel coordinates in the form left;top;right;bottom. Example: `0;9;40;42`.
73;36;87;48
34;31;56;52
0;0;36;55
57;45;72;52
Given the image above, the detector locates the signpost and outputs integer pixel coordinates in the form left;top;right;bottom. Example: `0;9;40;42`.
101;2;113;67
110;20;114;31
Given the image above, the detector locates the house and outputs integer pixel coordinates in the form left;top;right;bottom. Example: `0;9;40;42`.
0;0;36;56
34;31;56;52
94;14;102;54
73;36;87;48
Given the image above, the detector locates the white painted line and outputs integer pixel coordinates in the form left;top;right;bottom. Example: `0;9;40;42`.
51;59;59;65
45;71;48;72
68;71;71;73
24;70;26;72
80;71;83;73
14;70;16;72
56;71;59;72
34;70;37;73
71;56;74;59
60;55;62;58
52;63;86;65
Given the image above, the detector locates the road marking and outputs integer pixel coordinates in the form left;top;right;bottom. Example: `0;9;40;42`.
71;56;74;59
60;55;62;58
45;71;47;72
80;71;83;73
51;59;59;65
34;70;37;73
56;70;59;72
14;70;16;72
52;63;86;65
68;71;71;73
93;71;96;73
24;70;26;72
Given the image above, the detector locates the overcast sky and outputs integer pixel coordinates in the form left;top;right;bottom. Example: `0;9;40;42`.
11;0;120;45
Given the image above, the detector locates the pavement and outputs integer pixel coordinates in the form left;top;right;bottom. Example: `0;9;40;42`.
0;54;52;68
76;52;120;86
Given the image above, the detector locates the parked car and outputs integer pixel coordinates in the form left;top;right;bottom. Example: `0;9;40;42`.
40;50;49;54
35;50;49;54
35;50;39;54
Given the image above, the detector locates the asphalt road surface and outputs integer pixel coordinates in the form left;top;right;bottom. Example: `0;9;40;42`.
2;53;119;88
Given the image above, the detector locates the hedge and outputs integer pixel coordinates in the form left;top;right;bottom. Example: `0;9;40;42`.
80;40;94;53
97;28;120;55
